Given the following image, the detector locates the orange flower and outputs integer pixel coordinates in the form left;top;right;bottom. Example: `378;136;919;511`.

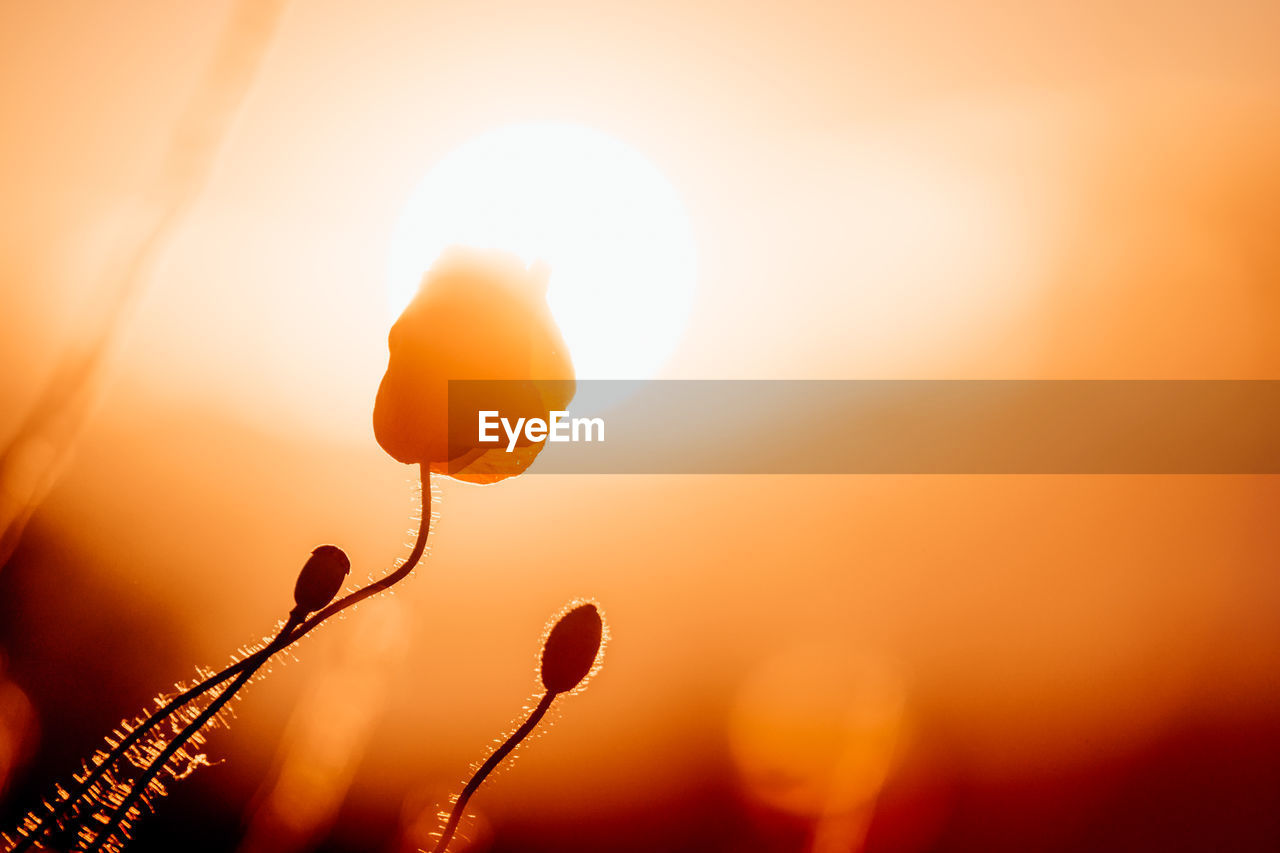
373;247;575;484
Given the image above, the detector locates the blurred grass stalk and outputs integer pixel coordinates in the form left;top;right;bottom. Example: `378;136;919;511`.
0;0;290;568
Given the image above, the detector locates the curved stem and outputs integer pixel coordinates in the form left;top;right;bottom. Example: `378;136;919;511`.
12;465;432;851
433;691;556;853
269;464;433;649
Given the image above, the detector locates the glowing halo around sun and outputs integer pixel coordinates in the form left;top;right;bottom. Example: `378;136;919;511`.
388;122;698;380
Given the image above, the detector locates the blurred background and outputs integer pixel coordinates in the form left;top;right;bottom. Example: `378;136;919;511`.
1;0;1279;851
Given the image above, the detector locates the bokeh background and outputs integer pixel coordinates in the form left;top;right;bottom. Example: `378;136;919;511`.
2;1;1279;851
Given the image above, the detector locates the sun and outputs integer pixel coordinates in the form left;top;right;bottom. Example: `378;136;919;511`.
388;122;698;380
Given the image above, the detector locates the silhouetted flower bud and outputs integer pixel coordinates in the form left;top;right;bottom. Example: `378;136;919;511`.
540;602;604;695
373;247;575;484
292;545;350;617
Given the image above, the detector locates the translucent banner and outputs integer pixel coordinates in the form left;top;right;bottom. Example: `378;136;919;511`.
445;380;1280;474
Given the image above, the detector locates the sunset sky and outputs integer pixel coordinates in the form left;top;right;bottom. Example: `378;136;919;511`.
1;1;1278;851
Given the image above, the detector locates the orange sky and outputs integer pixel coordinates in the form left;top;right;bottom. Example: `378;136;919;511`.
1;1;1279;850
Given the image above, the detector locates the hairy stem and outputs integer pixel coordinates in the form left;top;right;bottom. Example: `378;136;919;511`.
433;691;556;853
11;465;432;852
78;615;300;853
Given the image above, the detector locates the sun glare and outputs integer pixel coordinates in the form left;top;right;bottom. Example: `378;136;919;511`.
388;122;698;380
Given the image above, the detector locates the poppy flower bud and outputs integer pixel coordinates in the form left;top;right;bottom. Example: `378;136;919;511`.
292;545;351;617
540;602;605;695
373;247;575;484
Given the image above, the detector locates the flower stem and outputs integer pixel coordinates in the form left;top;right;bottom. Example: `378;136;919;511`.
10;465;432;851
433;691;556;853
79;616;300;853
